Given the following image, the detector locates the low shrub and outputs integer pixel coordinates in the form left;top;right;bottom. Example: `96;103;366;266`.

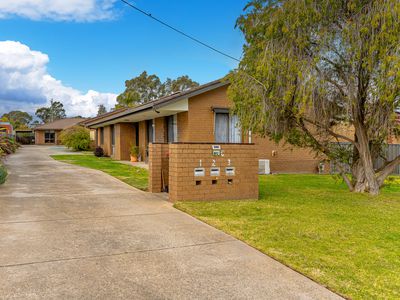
94;146;104;157
0;164;7;184
59;126;91;151
0;136;19;155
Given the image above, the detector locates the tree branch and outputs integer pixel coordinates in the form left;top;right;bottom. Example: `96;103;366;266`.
336;163;355;191
376;154;400;186
303;118;356;144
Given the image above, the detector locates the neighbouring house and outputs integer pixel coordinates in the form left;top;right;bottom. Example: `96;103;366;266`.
34;117;86;145
0;122;13;136
85;79;323;174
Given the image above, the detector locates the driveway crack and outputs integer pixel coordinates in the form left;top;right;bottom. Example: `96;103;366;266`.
0;239;237;269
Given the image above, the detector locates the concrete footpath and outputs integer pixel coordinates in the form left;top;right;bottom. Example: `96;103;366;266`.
0;146;342;299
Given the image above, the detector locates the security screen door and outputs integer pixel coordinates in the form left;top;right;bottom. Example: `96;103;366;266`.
215;113;229;143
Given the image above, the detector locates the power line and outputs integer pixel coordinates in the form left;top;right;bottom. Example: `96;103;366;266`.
119;0;241;62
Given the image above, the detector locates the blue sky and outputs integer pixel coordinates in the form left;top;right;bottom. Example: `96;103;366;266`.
0;1;246;116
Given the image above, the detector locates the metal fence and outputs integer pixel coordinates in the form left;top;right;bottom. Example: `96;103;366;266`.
330;143;400;175
374;144;400;175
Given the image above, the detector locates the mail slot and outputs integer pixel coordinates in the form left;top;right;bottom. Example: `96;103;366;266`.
194;168;205;177
210;167;220;176
225;167;235;176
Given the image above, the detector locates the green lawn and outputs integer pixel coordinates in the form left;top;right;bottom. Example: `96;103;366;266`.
175;174;400;299
51;154;149;191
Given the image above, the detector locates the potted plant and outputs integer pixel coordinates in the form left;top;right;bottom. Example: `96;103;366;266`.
130;144;139;162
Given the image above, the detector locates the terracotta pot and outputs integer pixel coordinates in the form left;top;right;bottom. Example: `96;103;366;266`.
130;155;138;162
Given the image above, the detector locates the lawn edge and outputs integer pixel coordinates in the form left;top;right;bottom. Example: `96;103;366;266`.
174;202;349;300
50;155;148;192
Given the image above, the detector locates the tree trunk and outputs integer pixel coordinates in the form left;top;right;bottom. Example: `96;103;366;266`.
352;124;380;195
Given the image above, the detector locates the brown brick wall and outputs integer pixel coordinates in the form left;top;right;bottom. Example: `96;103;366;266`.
148;143;169;193
185;86;231;142
154;117;167;143
177;112;189;142
252;136;323;173
34;130;62;145
168;143;258;202
179;85;322;173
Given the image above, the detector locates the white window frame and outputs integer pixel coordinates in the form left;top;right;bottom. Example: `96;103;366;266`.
213;110;242;143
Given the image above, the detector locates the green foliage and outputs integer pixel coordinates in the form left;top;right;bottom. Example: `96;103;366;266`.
0;164;7;185
59;126;91;151
130;144;139;156
0;136;18;185
1;111;32;129
51;154;149;191
15;132;34;145
163;75;199;95
175;174;400;299
97;104;107;116
116;71;199;108
0;136;19;156
229;0;400;193
35;99;66;123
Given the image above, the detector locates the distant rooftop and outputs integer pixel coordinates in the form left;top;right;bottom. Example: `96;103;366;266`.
34;117;86;131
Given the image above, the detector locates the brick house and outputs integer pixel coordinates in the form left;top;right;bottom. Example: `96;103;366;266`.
0;122;13;136
34;117;86;145
86;80;322;174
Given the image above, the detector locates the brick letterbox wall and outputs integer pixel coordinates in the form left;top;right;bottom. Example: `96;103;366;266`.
148;143;169;193
168;143;258;202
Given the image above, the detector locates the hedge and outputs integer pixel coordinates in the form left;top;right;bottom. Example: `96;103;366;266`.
0;164;7;185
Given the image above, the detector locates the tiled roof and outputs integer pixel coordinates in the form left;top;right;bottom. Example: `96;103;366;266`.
34;117;86;130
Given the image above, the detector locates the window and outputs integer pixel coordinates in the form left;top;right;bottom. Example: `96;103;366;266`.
44;130;55;143
100;127;104;144
146;120;154;143
215;112;241;143
111;125;115;146
167;115;178;143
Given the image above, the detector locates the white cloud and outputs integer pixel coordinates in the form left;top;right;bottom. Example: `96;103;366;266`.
0;41;117;117
0;0;118;22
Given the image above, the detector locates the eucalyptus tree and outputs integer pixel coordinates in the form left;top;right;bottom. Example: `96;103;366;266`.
97;104;107;116
229;0;400;194
35;100;66;123
116;71;199;108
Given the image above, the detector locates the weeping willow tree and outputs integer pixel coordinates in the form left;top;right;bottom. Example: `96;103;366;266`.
229;0;400;195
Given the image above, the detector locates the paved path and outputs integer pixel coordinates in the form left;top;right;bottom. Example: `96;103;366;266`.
0;146;342;299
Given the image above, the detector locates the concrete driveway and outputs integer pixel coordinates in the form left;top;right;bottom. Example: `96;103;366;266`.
0;146;342;299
